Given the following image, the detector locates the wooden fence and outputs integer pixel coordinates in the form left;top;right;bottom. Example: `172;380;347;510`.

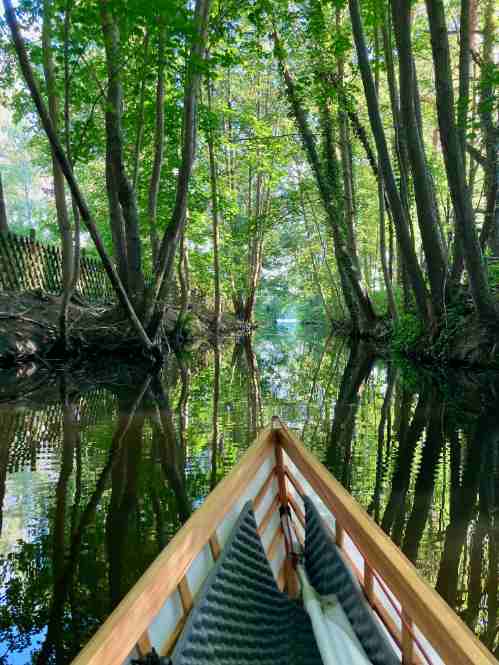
0;231;114;302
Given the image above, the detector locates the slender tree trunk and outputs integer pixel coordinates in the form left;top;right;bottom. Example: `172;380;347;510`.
146;0;211;337
147;24;166;266
478;0;499;256
379;178;398;320
3;0;153;350
337;24;361;276
63;0;80;295
178;228;190;318
392;1;447;318
451;4;470;288
42;0;74;350
348;0;430;327
131;30;150;192
374;28;397;321
425;0;498;323
105;154;129;290
206;79;222;333
0;173;8;234
100;0;144;304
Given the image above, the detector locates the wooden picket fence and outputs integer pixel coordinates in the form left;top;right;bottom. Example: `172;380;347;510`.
0;231;115;302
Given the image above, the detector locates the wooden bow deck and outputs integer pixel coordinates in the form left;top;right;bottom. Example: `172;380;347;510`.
71;419;498;665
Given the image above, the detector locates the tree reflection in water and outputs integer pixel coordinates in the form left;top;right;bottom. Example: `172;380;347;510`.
0;329;497;663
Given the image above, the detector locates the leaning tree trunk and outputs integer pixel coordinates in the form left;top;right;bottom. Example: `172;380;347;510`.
348;0;430;327
3;0;153;351
42;0;74;351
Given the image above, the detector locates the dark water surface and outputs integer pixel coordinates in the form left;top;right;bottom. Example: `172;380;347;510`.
0;325;497;663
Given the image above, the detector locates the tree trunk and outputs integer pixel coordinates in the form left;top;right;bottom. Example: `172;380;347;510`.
206;79;222;333
42;0;74;350
132;30;150;192
0;173;8;234
146;0;211;336
478;0;499;256
100;0;144;304
425;0;498;323
178;228;190;318
63;0;81;296
147;25;166;266
3;0;153;350
392;1;447;318
348;0;430;327
381;16;411;222
337;21;361;276
379;178;398;320
105;147;129;290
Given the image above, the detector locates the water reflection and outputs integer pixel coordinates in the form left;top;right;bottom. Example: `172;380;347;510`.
0;328;497;663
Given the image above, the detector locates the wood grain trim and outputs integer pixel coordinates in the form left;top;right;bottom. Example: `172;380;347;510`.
364;563;374;605
178;577;193;614
267;525;283;561
136;632;152;657
277;423;497;665
290;519;304;548
284;466;305;498
253;467;276;511
257;493;280;536
287;493;305;528
160;615;186;658
72;426;274;665
402;609;415;665
209;533;221;561
277;559;286;591
275;441;288;508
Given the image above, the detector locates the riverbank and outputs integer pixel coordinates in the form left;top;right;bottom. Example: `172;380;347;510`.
0;289;250;367
332;308;499;369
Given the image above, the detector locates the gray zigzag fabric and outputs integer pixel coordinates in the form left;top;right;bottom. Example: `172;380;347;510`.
303;496;400;665
172;501;322;665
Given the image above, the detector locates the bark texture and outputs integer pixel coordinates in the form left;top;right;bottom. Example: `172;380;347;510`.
425;0;498;323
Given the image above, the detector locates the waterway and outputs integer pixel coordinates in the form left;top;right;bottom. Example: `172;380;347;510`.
0;323;497;663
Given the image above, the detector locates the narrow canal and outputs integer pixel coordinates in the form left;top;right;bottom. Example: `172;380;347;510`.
0;324;497;663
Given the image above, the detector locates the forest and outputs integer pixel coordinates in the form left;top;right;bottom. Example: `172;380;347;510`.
0;2;498;662
0;0;496;366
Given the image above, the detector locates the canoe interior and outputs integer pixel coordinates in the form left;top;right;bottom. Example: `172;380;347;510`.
72;422;498;665
133;448;280;660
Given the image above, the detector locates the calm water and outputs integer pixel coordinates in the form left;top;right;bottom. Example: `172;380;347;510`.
0;324;497;663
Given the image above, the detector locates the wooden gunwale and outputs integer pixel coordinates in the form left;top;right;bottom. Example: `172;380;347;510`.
276;420;497;665
71;426;275;665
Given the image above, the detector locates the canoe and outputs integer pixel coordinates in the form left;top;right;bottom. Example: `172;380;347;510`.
71;418;498;665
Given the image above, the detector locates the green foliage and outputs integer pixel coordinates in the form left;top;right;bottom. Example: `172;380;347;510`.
429;302;468;360
486;261;499;289
391;313;424;354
